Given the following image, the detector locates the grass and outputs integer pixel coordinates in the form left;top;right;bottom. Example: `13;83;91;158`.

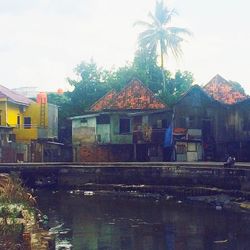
0;174;36;206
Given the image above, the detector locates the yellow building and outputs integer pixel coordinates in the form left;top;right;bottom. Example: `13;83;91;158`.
0;85;58;162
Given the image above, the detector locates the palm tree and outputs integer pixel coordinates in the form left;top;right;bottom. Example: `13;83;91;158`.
135;0;191;91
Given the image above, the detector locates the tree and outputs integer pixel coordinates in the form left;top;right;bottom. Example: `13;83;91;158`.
160;70;194;106
67;61;110;113
103;48;164;93
133;48;164;93
135;0;191;91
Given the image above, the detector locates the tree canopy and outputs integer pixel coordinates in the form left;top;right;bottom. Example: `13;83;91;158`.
135;0;191;91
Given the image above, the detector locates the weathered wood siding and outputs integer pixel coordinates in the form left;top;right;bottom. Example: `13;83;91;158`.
174;87;219;138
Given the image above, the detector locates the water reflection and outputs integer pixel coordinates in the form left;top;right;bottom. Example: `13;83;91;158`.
36;190;250;250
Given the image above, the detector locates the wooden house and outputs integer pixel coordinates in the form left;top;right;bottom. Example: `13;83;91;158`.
173;74;250;161
71;74;250;162
203;74;249;160
70;79;172;162
173;85;223;161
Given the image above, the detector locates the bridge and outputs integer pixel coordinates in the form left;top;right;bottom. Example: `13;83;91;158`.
0;162;250;199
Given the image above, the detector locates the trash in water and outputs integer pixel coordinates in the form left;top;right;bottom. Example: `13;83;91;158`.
49;223;64;234
84;191;94;196
214;239;228;244
215;205;222;210
56;240;73;250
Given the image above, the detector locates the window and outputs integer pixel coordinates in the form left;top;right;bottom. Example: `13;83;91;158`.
97;115;110;124
80;118;87;123
24;117;31;129
17;115;20;128
9;134;16;142
119;118;130;134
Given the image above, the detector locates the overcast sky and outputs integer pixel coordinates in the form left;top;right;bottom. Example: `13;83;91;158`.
0;0;250;93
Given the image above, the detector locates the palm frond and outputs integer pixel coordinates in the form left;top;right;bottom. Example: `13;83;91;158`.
148;11;161;27
167;27;193;37
166;34;184;58
155;1;177;25
135;0;192;70
133;20;154;28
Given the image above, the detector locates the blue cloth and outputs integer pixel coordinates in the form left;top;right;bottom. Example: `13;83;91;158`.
164;123;173;148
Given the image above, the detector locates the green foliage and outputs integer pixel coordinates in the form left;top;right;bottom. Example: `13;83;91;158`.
47;92;72;144
49;50;194;114
67;61;110;113
135;0;191;91
103;48;163;93
159;70;194;106
47;92;71;118
133;48;163;93
0;174;35;207
48;48;194;145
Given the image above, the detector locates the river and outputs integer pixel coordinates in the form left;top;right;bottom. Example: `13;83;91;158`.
35;189;250;250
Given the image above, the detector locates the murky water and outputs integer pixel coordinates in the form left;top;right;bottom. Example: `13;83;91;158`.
36;190;250;250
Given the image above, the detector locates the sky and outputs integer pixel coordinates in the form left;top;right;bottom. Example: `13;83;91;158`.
0;0;250;93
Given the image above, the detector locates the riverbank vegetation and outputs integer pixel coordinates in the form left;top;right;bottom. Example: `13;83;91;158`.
0;174;53;249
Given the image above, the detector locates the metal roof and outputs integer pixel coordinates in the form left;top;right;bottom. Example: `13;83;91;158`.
0;84;34;105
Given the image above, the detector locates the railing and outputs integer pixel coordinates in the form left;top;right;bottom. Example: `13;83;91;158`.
10;124;48;129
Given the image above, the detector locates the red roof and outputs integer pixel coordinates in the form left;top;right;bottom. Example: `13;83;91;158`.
203;74;247;104
0;85;33;105
91;90;117;111
90;79;166;111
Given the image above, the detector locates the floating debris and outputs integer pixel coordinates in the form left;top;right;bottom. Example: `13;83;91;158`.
56;240;73;250
215;205;222;210
49;223;64;234
214;239;228;244
83;191;94;196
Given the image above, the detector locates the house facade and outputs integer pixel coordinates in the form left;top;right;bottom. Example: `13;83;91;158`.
173;74;250;161
71;79;172;162
173;85;226;161
220;99;250;161
0;85;59;162
71;75;250;162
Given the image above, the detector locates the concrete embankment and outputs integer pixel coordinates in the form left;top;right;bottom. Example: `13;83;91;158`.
0;162;249;196
1;162;250;211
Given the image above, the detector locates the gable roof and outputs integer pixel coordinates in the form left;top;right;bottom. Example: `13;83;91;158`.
90;78;166;111
174;84;220;105
90;90;117;111
0;85;33;105
203;74;247;104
